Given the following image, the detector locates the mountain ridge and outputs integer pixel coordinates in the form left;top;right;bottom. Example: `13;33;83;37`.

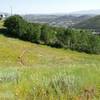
73;15;100;32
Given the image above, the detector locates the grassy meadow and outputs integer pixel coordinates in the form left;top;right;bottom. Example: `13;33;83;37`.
0;21;100;99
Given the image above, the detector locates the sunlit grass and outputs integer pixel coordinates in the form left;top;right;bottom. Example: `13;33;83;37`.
0;34;100;67
0;65;100;99
0;27;100;99
0;20;4;28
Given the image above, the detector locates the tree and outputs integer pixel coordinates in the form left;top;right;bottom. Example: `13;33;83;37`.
30;23;41;43
40;24;57;45
88;35;100;54
4;15;26;37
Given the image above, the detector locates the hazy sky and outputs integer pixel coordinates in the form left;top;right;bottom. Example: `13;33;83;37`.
0;0;100;14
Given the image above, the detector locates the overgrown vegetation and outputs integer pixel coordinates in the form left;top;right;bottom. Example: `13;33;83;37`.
4;15;100;54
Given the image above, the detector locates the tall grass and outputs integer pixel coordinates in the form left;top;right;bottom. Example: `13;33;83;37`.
0;64;100;99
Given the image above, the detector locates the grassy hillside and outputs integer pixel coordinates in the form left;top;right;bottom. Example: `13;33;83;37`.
0;21;100;99
0;33;100;67
73;15;100;32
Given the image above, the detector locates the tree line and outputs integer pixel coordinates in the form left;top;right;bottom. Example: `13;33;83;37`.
4;15;100;54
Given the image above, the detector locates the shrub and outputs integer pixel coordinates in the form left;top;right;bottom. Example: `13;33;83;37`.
4;15;26;37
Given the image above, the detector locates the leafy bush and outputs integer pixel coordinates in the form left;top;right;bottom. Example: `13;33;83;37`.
40;24;57;45
4;15;26;37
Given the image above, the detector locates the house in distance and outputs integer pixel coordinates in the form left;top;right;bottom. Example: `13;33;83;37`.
0;14;7;20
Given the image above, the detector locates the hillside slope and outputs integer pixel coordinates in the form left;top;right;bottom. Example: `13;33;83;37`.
0;20;99;67
0;33;100;67
0;33;100;99
0;21;100;99
73;15;100;32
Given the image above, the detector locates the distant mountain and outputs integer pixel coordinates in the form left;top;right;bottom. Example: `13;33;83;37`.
71;9;100;15
23;14;58;23
73;15;100;32
23;14;93;28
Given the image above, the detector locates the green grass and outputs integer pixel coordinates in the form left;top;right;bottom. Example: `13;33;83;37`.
0;22;100;99
0;20;4;28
